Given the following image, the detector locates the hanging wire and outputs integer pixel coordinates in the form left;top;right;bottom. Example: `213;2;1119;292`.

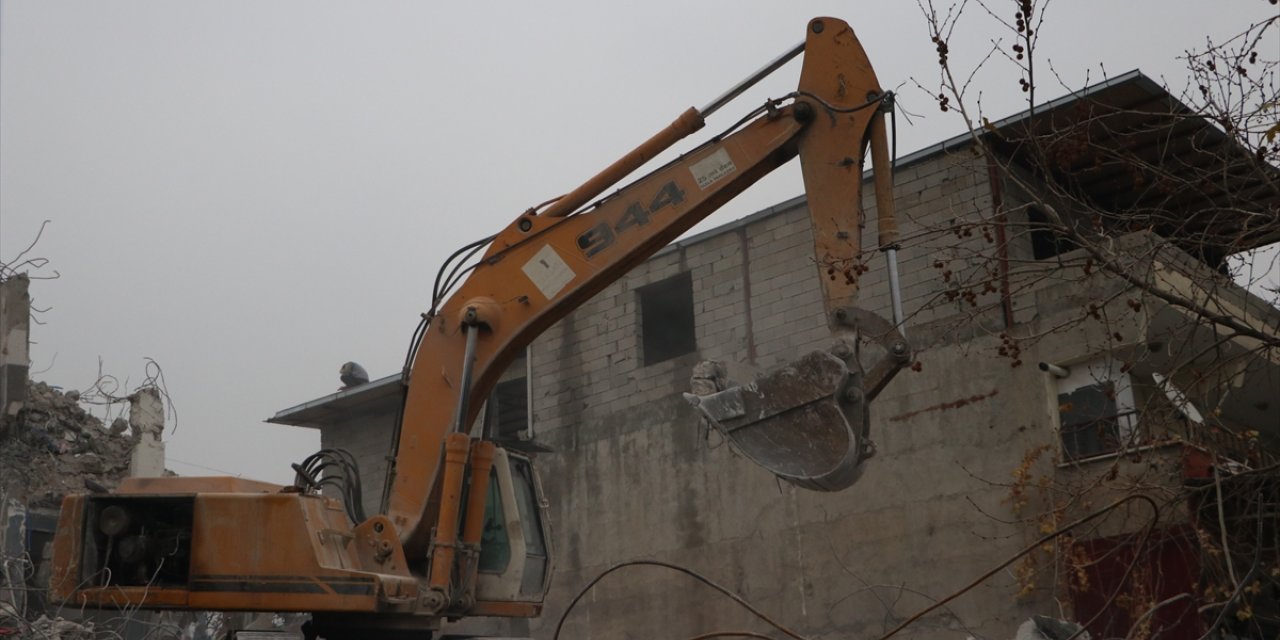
553;560;813;640
875;494;1160;640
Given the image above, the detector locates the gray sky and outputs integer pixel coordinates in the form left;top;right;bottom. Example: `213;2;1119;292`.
2;1;1276;483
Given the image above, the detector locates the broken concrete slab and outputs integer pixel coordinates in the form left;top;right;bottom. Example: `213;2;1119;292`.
128;386;165;477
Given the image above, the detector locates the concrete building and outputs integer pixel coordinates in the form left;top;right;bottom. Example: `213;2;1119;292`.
271;72;1280;639
0;275;30;420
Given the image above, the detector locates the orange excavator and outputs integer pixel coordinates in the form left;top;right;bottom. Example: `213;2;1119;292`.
49;17;909;639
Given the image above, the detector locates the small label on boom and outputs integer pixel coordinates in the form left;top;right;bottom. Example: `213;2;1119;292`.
522;245;576;300
690;148;737;190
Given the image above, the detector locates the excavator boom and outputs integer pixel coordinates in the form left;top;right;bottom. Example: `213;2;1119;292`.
49;17;907;640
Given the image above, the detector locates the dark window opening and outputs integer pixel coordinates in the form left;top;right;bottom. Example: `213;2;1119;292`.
1027;206;1080;260
638;272;696;365
489;377;529;440
1058;381;1127;460
485;349;529;441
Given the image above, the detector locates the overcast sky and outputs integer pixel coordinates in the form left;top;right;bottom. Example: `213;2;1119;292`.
2;1;1276;483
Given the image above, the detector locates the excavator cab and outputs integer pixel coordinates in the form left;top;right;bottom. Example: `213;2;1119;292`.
473;449;551;605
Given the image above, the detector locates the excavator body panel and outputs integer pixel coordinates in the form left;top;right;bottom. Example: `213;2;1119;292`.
50;480;407;613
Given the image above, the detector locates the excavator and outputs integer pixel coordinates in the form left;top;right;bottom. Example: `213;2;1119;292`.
49;17;910;639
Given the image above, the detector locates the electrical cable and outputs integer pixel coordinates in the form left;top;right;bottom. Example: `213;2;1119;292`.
532;194;566;212
402;232;497;379
794;90;887;114
292;448;367;524
439;242;489;301
380;230;497;512
552;560;813;640
684;634;779;640
431;234;497;307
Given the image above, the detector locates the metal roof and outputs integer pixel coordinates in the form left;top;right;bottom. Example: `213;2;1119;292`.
982;71;1280;262
268;373;402;429
661;70;1280;261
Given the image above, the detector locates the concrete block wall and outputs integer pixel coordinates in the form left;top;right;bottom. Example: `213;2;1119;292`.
297;135;1258;637
451;148;1077;638
858;150;1004;335
321;406;398;516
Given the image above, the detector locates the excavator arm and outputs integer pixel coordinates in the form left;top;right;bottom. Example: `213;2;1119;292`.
391;14;899;552
49;17;908;640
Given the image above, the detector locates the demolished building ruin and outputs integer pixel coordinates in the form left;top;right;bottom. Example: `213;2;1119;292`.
0;380;179;638
1;381;138;508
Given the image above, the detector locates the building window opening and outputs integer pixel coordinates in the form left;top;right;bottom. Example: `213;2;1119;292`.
638;272;697;365
485;349;530;441
1027;205;1080;260
1056;359;1137;461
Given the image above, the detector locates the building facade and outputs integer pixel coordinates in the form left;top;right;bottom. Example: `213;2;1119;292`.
271;72;1280;639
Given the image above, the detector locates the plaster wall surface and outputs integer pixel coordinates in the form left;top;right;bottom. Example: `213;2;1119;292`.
320;143;1259;638
322;404;398;516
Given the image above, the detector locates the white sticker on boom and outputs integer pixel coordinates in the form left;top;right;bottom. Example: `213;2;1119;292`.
522;244;576;300
690;148;737;190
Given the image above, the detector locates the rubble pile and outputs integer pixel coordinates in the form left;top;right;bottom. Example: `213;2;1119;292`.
24;615;96;640
0;381;134;508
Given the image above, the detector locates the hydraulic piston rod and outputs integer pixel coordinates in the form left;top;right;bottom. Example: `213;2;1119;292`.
539;41;806;219
699;41;805;118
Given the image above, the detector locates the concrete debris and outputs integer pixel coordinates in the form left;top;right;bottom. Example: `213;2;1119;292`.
0;381;135;508
25;615;96;640
1015;616;1091;640
689;360;728;396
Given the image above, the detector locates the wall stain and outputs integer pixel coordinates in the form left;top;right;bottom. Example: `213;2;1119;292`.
675;484;707;549
887;389;999;423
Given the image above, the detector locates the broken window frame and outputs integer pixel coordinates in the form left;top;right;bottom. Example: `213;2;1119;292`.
1026;205;1082;260
1054;358;1139;461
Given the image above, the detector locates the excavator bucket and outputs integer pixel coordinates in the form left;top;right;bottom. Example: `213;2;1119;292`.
686;308;909;491
682;18;909;492
687;350;868;491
